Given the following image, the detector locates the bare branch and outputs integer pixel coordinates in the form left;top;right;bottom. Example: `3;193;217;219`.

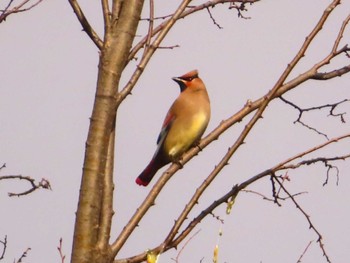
0;175;51;197
68;0;103;49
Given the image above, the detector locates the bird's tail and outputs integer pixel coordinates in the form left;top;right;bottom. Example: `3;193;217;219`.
136;159;162;186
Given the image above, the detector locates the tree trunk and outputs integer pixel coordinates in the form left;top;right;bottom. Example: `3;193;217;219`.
71;1;145;262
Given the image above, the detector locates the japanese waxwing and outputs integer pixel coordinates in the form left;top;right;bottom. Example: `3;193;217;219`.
136;70;211;186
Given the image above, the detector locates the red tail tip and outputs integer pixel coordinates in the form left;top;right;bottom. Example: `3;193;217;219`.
135;177;149;186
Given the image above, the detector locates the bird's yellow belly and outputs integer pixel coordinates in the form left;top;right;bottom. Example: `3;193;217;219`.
164;112;208;159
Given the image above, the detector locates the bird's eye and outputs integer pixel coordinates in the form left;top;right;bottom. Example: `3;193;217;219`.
183;75;197;81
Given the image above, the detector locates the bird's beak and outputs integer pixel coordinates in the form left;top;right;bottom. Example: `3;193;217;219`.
172;77;186;91
172;77;182;84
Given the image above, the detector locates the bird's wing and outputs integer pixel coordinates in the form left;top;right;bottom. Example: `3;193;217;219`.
156;111;175;145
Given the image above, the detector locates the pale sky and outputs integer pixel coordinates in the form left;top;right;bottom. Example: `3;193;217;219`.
1;0;350;262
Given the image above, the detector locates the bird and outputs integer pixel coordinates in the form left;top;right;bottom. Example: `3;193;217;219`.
136;70;211;186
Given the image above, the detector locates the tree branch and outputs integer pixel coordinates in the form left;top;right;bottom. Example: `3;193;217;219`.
68;0;103;49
